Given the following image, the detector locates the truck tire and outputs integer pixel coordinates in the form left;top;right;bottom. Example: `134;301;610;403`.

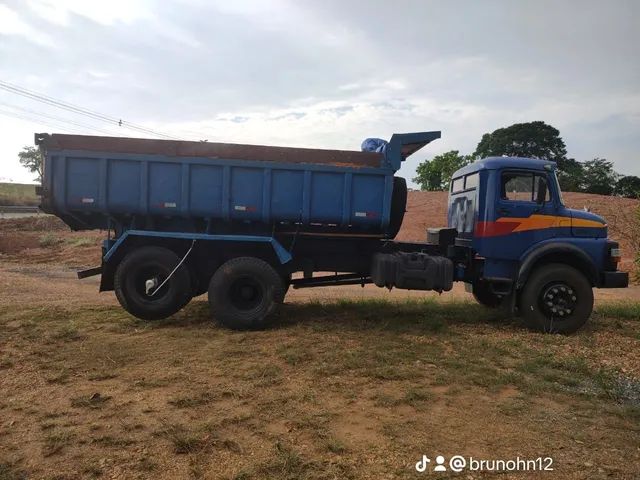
114;246;192;320
518;263;593;334
472;281;504;308
387;177;408;238
208;257;284;330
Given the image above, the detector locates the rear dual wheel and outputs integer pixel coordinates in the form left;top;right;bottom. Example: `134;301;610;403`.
208;257;284;330
114;246;192;320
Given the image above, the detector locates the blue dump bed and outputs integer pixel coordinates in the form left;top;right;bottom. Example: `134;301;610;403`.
36;132;440;237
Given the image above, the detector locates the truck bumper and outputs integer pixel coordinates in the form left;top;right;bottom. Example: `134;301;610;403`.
599;271;629;288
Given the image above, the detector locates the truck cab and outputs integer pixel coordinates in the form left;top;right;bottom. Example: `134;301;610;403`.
448;157;628;332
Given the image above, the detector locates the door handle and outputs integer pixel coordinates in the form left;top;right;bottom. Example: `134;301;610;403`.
497;207;510;215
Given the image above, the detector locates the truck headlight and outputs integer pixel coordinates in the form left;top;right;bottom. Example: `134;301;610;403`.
610;248;621;263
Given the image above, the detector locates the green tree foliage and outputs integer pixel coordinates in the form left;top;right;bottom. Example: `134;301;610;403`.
18;146;43;182
615;175;640;199
472;121;587;190
556;158;584;192
473;121;567;162
413;151;471;191
579;158;618;195
413;121;635;198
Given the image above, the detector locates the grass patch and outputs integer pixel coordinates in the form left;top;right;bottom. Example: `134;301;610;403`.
43;430;74;456
66;237;95;247
0;463;27;480
51;322;83;341
70;393;111;409
402;387;432;407
92;435;136;447
87;371;117;381
136;457;157;472
275;298;494;333
255;442;311;479
325;437;348;454
0;182;38;206
168;392;214;408
156;424;214;454
0;359;14;370
497;397;530;416
372;388;432;408
82;464;103;478
38;233;64;248
45;369;71;385
594;302;640;320
245;363;283;386
277;344;314;366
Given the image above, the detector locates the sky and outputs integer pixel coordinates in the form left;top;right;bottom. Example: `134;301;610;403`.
0;0;638;185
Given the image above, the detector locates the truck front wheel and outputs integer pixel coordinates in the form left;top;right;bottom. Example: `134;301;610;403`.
114;246;192;320
519;263;593;334
208;257;284;330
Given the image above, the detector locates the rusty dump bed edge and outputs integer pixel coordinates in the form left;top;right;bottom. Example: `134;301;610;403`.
35;133;384;168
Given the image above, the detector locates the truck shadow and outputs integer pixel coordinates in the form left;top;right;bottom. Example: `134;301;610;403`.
272;299;516;334
153;298;518;335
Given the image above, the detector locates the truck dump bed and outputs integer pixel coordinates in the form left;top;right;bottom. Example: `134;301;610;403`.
39;134;384;168
36;132;440;237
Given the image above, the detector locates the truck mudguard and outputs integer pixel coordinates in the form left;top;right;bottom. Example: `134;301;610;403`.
516;241;598;289
103;230;292;264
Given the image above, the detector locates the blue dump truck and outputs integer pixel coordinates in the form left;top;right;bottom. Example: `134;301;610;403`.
35;132;628;333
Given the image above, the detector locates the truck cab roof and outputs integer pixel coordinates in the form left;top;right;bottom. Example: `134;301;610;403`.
454;157;556;177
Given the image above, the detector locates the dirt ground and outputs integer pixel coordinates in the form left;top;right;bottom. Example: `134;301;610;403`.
1;262;639;480
1;198;639;480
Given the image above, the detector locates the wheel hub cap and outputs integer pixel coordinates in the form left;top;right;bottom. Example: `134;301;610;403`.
145;277;159;296
541;283;576;317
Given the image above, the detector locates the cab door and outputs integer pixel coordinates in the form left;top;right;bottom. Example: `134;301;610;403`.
477;170;557;271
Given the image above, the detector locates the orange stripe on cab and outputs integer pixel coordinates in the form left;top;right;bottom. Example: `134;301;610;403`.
475;215;605;237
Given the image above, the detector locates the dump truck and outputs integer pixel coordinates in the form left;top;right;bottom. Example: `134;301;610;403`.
35;132;628;333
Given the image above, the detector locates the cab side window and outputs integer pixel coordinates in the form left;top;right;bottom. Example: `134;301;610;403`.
501;172;550;203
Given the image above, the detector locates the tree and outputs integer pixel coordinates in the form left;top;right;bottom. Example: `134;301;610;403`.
556;157;584;192
615;175;640;199
580;158;618;195
18;146;43;182
472;121;599;190
474;121;568;162
413;151;471;191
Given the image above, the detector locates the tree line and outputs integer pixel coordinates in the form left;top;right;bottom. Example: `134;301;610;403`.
413;121;640;198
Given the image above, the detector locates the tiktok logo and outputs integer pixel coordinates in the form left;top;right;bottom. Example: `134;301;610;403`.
416;455;449;473
415;455;431;472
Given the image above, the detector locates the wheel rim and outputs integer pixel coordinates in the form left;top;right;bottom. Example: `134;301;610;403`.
229;276;264;311
133;265;170;301
539;282;577;318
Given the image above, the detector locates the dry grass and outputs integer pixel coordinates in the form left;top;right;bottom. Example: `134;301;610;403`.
0;182;38;206
0;296;639;479
1;195;639;478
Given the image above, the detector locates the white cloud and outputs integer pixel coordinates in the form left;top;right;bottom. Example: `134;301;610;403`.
0;4;52;45
26;0;153;26
0;0;638;188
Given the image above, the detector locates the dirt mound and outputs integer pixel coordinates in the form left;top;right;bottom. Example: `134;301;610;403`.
0;216;102;267
0;215;68;231
397;191;639;273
